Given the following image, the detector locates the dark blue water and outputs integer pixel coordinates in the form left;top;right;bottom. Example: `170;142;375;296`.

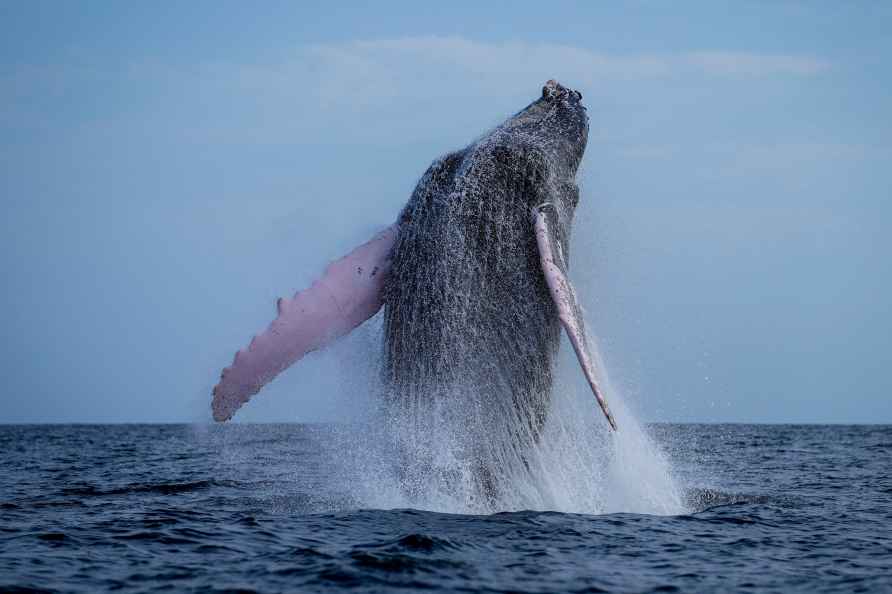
1;424;890;593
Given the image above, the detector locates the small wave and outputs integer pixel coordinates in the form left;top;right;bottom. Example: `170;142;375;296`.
116;530;207;545
376;533;462;554
30;499;86;509
683;488;772;513
393;533;458;552
60;479;238;498
349;550;465;573
288;546;334;560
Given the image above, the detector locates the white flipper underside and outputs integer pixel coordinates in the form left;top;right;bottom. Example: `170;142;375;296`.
212;225;397;421
534;205;617;431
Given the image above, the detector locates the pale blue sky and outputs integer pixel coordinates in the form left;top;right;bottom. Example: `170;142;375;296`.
2;1;890;423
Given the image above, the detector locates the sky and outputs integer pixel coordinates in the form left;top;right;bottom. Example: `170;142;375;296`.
2;1;890;424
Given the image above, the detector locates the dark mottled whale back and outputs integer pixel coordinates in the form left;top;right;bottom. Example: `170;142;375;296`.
382;81;589;453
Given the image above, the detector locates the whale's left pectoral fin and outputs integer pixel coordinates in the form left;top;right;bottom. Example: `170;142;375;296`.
211;225;398;422
534;205;617;431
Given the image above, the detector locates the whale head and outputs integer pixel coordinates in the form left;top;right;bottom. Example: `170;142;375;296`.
495;79;589;180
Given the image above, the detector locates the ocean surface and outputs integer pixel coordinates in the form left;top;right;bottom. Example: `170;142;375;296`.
1;423;890;593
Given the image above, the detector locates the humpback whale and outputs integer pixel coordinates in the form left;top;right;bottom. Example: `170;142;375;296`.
211;81;616;452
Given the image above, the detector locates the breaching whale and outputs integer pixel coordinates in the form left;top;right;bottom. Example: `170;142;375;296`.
211;80;617;446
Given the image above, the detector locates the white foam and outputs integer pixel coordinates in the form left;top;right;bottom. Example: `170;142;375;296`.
325;322;687;516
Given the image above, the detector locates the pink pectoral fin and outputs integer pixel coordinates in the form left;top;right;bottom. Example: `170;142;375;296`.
212;225;398;421
534;205;617;431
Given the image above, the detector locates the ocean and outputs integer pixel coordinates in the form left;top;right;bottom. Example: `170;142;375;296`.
1;423;890;593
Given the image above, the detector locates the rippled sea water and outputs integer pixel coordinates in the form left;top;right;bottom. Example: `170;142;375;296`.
1;423;890;593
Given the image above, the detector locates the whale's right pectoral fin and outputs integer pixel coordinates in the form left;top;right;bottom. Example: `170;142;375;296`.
534;205;617;431
211;224;398;422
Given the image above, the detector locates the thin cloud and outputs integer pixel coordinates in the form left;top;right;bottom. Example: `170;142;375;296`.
686;51;829;76
306;36;831;87
2;36;831;135
286;37;833;115
0;36;834;153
